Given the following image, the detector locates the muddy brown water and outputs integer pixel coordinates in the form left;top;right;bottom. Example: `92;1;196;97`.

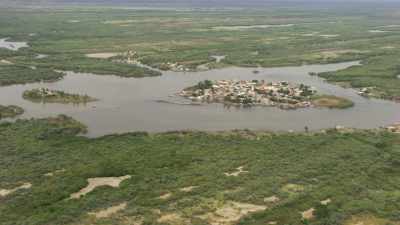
1;61;399;137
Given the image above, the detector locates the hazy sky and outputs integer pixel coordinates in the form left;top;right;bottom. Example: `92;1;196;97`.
1;0;399;8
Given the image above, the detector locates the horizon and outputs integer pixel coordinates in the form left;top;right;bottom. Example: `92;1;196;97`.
2;0;400;8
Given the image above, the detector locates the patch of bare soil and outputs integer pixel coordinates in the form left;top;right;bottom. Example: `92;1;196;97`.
0;59;13;65
224;166;248;177
302;208;315;220
264;195;280;204
319;34;340;38
70;175;131;199
44;169;66;177
157;213;189;225
281;183;304;194
88;202;127;218
159;192;172;200
86;53;119;59
120;216;143;225
180;186;198;192
320;198;331;205
381;45;396;49
0;183;32;197
199;201;267;225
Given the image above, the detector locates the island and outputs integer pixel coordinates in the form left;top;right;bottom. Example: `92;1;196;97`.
23;88;97;104
0;105;24;118
311;95;355;109
179;80;354;110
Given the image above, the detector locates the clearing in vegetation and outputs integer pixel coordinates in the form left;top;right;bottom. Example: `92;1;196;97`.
70;175;131;199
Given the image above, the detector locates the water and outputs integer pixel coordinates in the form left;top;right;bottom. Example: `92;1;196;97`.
0;38;28;51
0;61;399;137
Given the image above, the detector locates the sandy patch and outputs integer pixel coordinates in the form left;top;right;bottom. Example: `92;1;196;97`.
264;195;280;204
319;34;340;38
224;166;248;177
320;198;331;205
120;216;143;225
88;202;127;218
281;184;304;194
302;208;315;220
44;169;66;177
381;45;396;49
0;59;13;65
0;38;29;51
0;183;32;197
212;24;294;31
159;192;172;200
211;55;226;63
86;53;120;59
368;30;389;33
70;175;131;199
267;222;277;225
157;213;189;225
301;32;320;37
180;186;198;192
199;201;267;225
36;54;48;59
67;20;80;23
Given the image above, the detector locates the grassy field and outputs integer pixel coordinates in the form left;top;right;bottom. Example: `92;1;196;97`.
0;116;400;225
0;6;400;99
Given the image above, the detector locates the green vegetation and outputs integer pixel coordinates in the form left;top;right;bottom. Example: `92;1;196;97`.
0;105;23;118
1;116;400;225
318;55;400;101
23;88;97;104
0;64;64;86
311;95;355;109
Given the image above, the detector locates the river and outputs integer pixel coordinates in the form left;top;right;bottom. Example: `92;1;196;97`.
0;61;399;137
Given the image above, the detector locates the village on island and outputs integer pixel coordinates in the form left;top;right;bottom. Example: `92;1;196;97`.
179;79;354;110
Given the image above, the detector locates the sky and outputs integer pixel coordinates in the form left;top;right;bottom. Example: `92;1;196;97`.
1;0;399;8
